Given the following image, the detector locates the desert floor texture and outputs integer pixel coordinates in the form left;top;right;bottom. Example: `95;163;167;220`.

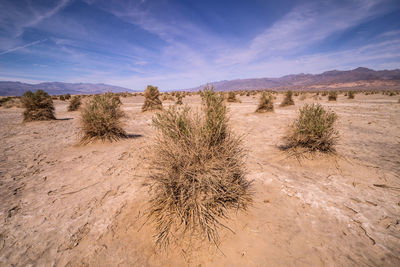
1;93;399;266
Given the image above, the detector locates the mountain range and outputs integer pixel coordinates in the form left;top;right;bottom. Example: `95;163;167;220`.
0;82;135;96
1;67;400;96
192;67;400;91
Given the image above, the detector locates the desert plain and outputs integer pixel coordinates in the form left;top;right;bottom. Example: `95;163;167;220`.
0;92;399;266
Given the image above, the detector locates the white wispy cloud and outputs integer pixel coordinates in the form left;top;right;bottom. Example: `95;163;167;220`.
23;0;71;33
0;39;47;56
0;0;71;53
216;0;391;66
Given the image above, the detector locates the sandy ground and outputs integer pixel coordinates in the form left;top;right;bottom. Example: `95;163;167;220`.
0;93;399;266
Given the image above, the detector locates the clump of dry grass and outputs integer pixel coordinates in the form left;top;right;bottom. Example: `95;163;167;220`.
283;104;338;153
142;85;162;111
280;90;295;106
79;93;126;144
147;87;252;249
348;91;355;99
0;97;14;108
21;90;56;122
313;94;322;101
68;96;81;111
227;91;240;102
328;91;337;101
299;93;307;101
175;93;183;105
256;92;274;112
161;94;167;101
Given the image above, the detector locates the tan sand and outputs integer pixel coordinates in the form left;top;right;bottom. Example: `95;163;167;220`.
0;93;399;266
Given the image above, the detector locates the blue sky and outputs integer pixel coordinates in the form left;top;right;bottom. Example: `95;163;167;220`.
0;0;399;90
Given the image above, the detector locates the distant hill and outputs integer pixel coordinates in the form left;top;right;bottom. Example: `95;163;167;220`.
0;82;136;96
2;67;400;96
191;67;400;91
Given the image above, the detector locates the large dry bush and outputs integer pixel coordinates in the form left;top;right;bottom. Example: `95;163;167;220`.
21;90;56;122
283;104;338;153
147;87;252;248
280;90;295;106
256;92;274;112
79;93;126;144
68;96;81;111
142;85;162;111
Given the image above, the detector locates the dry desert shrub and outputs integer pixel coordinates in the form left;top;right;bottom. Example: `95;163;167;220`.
147;87;252;248
68;96;82;111
64;93;71;100
348;91;355;99
161;93;174;101
0;97;14;108
175;93;183;105
142;85;163;111
21;90;56;122
79;93;126;144
280;90;295;106
313;94;322;100
328;91;337;101
227;91;240;102
299;93;307;101
283;103;338;153
256;92;274;112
